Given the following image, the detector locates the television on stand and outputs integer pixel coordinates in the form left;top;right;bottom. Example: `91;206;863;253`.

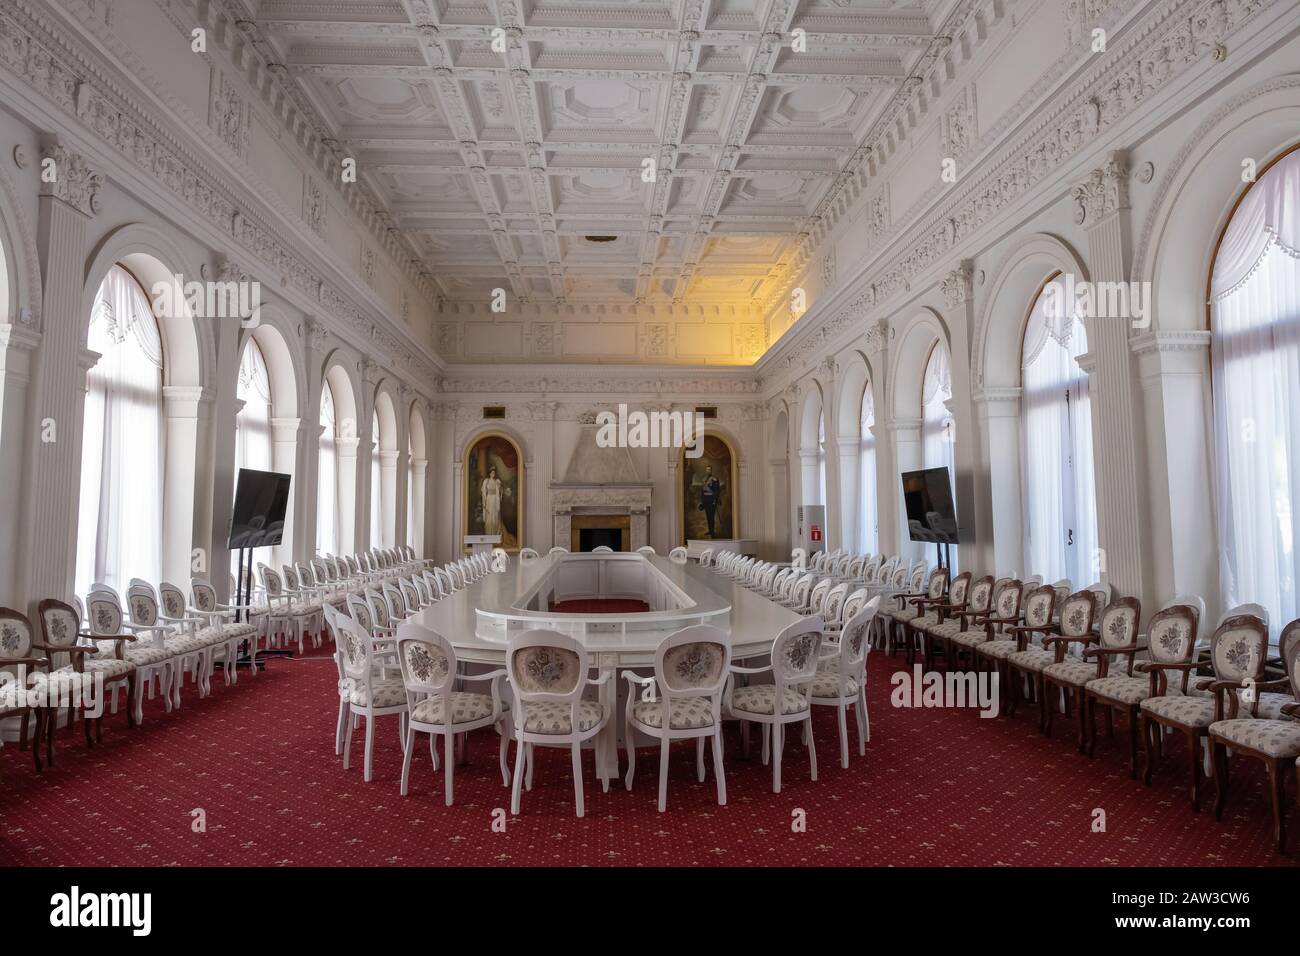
227;469;291;652
900;467;958;568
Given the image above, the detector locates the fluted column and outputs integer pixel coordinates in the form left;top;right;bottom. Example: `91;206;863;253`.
299;318;326;558
380;448;399;547
410;457;428;557
19;143;101;612
336;435;359;554
270;416;300;568
1072;151;1153;603
941;261;981;571
162;385;205;588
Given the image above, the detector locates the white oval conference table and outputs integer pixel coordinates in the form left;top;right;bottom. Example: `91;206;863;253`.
402;551;801;788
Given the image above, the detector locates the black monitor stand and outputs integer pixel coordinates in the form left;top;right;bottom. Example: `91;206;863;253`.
232;545;293;670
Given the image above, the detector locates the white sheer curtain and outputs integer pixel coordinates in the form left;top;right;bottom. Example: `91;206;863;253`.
232;339;272;579
922;345;957;571
370;412;383;549
76;265;165;598
1211;147;1300;642
1020;280;1099;586
857;385;878;554
316;384;338;555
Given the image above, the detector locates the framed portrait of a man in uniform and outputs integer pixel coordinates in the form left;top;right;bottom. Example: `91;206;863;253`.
681;434;736;542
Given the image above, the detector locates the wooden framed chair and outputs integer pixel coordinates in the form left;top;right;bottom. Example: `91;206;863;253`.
725;615;823;794
1040;597;1140;758
920;572;987;670
395;621;512;805
811;596;879;767
905;570;970;667
1208;619;1300;853
948;577;1020;673
506;629;613;817
622;624;731;811
887;565;945;660
0;607;50;772
36;598;136;750
980;584;1056;720
1009;589;1097;734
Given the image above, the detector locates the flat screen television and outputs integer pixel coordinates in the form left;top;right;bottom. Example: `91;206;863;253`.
228;468;291;550
900;467;959;544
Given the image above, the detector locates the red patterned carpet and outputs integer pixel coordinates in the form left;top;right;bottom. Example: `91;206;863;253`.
1;646;1295;867
549;599;652;613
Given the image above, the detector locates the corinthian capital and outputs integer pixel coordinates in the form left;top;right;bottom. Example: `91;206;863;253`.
39;142;103;217
941;261;974;309
1072;151;1129;226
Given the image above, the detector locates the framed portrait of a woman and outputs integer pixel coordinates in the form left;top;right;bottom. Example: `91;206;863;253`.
463;432;523;552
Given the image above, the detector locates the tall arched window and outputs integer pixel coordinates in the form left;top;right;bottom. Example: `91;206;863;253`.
317;383;339;555
76;265;164;597
233;338;272;577
816;411;827;506
1020;278;1098;585
1211;146;1300;640
858;384;878;554
370;411;383;549
922;344;957;570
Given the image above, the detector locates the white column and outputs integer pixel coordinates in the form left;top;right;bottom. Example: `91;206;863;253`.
1073;152;1154;604
271;416;300;567
1133;331;1216;622
0;325;39;600
410;457;428;557
972;388;1023;577
941;262;981;571
162;385;204;588
380;448;399;548
768;456;790;560
834;436;860;550
19;144;98;612
886;419;922;559
337;436;359;553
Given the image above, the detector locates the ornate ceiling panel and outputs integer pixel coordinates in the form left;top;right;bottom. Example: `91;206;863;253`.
248;0;946;308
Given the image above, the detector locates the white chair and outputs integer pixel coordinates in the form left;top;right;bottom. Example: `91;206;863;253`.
85;589;171;724
124;583;212;707
698;548;714;567
161;581;241;688
812;596;879;767
395;622;512;805
548;546;569;556
506;629;613;817
726;615;824;793
258;564;319;655
192;577;267;672
636;545;656;556
668;546;689;564
331;605;408;782
622;625;731;812
592;545;614;554
519;548;541;563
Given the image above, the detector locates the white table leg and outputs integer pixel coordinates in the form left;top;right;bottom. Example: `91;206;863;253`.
596;654;617;788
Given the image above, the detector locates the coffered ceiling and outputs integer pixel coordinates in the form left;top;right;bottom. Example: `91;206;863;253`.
246;0;954;308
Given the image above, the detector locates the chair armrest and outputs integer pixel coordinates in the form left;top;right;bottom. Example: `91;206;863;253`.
1043;634;1097;647
586;670;613;686
729;663;774;676
1083;644;1138;659
1282;702;1300;717
32;642;99;654
1134;660;1198;673
458;668;508;682
620;671;656;685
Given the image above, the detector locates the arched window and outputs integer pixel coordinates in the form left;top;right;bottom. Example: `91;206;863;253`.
858;384;878;554
76;264;164;597
232;338;272;577
1210;146;1300;640
922;344;957;570
816;411;827;506
317;383;339;555
1020;278;1098;585
370;411;383;549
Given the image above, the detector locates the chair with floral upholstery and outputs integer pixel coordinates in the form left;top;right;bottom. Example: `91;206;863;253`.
811;597;879;767
948;577;1020;673
1038;597;1140;758
394;621;512;805
258;564;320;655
0;607;50;772
161;582;241;689
979;584;1056;720
82;589;170;724
331;604;409;782
126;583;215;707
1008;589;1097;734
725;615;824;793
622;624;731;812
922;573;988;670
36;598;136;750
191;578;266;675
904;571;970;667
887;565;946;660
1208;619;1300;853
506;629;614;817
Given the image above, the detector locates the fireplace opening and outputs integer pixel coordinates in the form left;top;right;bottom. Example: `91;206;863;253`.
579;528;622;552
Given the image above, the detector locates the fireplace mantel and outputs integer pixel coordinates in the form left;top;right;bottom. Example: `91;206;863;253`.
550;481;653;551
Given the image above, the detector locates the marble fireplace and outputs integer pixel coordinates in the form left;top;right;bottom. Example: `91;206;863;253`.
551;413;653;552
